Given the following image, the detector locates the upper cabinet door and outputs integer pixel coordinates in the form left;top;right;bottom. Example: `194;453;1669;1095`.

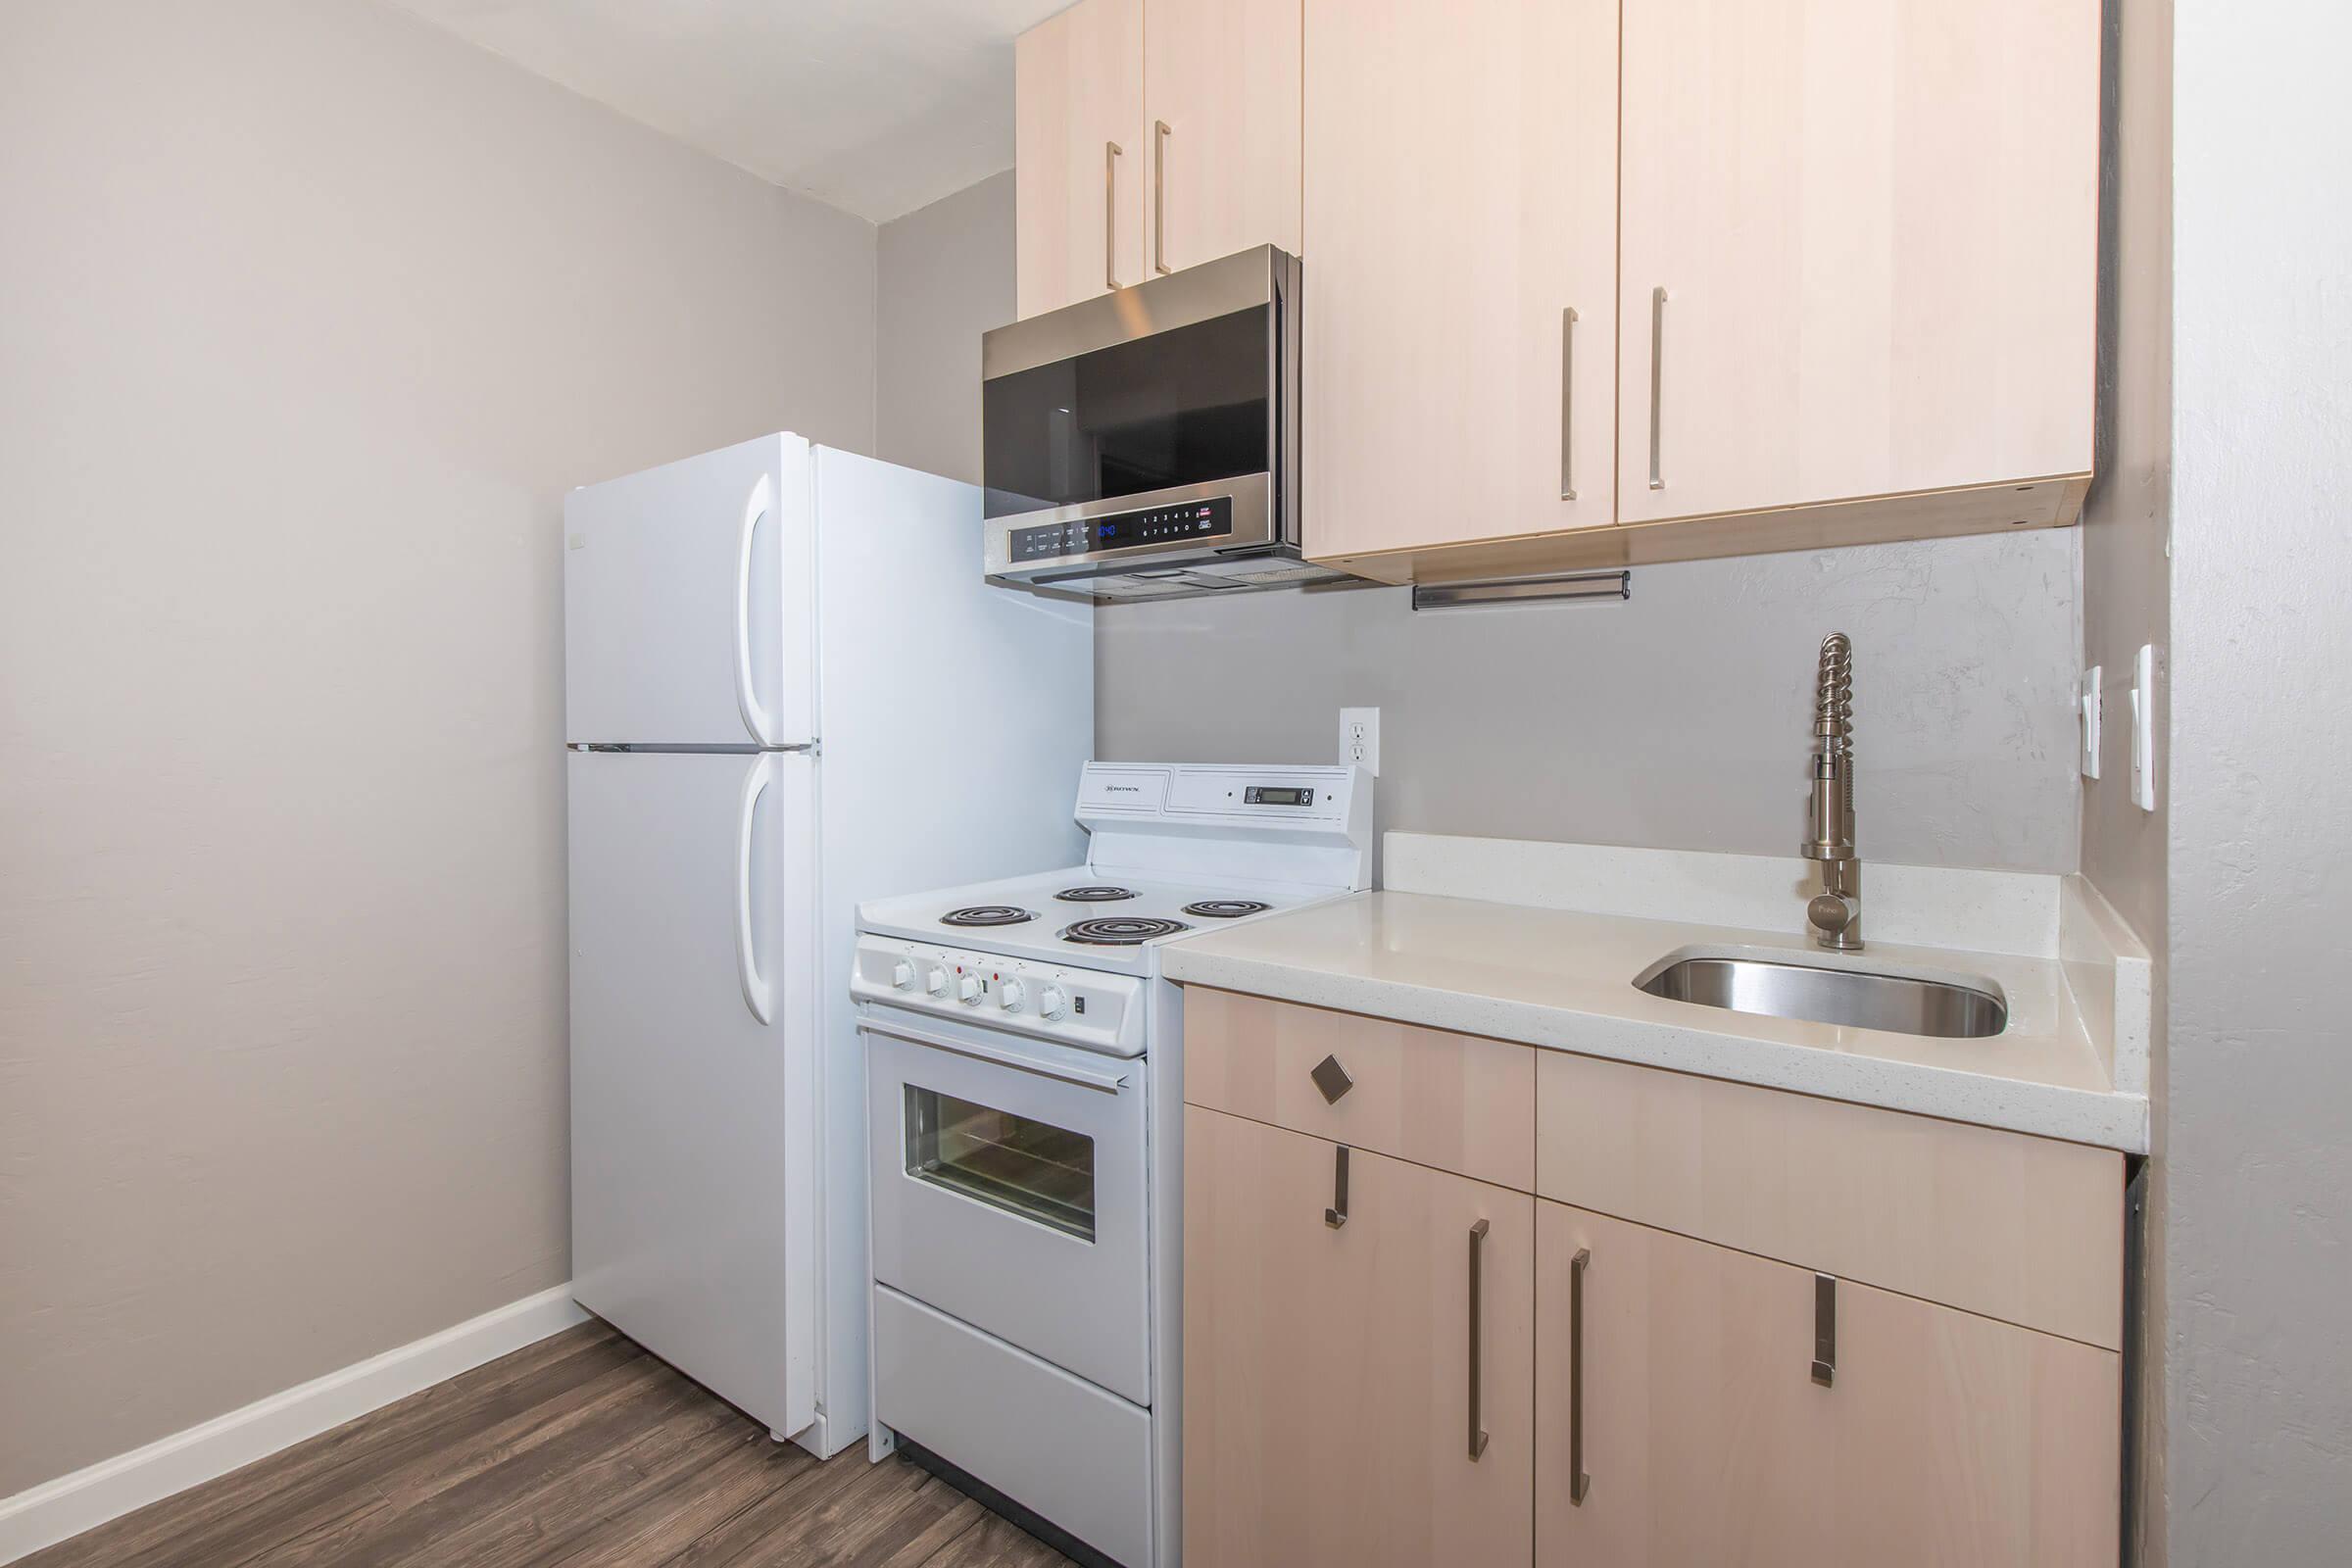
1300;0;1619;565
1142;0;1301;274
1016;0;1147;318
1617;0;2099;525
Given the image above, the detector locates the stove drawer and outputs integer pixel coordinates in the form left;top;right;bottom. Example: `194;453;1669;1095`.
875;1285;1152;1568
1181;988;1536;1191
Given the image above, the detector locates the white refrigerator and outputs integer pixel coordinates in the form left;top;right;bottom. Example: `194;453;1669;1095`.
563;433;1091;1457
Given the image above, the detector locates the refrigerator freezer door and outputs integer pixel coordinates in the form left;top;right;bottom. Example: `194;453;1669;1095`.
568;748;817;1439
564;434;816;747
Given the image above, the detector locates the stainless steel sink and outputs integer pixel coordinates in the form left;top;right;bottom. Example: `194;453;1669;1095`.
1634;954;2008;1039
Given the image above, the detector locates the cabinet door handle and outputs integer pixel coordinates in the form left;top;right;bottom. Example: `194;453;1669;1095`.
1812;1273;1837;1387
1569;1247;1592;1503
1325;1144;1349;1229
1104;140;1124;291
1559;307;1579;501
1647;286;1669;490
1152;120;1172;275
1468;1218;1492;1460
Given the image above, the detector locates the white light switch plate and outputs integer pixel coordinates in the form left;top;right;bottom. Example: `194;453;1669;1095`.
2080;666;2103;779
1340;708;1380;775
2130;645;2157;811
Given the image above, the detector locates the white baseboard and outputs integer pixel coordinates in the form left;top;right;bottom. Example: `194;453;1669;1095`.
0;1284;590;1565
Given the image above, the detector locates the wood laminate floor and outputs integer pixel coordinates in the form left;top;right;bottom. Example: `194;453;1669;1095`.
24;1321;1075;1568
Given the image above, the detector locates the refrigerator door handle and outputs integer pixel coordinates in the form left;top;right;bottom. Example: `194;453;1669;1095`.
734;472;779;748
734;755;776;1025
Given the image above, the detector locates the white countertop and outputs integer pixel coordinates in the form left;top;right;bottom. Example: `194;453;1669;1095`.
1160;870;2151;1152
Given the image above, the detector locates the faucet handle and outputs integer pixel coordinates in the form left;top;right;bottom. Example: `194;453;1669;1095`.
1807;892;1857;938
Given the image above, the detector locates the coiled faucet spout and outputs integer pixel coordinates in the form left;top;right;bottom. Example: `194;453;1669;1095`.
1801;633;1863;950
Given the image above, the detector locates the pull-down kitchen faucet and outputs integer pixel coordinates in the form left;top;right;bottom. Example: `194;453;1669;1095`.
1800;633;1863;951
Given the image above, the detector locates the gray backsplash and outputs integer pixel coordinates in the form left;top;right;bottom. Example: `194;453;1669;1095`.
1097;526;2082;876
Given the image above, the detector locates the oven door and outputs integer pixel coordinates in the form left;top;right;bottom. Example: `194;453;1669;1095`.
864;1006;1151;1406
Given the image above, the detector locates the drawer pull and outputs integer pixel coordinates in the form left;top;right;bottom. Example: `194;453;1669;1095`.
1570;1247;1591;1503
1325;1144;1350;1230
1310;1053;1354;1104
1812;1273;1837;1388
1468;1218;1492;1460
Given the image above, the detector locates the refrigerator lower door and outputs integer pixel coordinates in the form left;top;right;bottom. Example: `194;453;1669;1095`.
567;748;817;1438
564;433;816;748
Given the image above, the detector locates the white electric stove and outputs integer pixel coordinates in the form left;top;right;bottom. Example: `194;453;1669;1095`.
852;762;1373;1568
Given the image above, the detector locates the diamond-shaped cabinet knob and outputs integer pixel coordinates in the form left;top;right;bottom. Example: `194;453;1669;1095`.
1310;1053;1354;1104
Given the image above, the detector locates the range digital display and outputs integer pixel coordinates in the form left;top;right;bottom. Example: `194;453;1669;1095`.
1245;786;1314;807
1008;496;1234;563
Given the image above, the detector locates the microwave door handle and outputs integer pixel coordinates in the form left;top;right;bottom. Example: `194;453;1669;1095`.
862;1017;1130;1095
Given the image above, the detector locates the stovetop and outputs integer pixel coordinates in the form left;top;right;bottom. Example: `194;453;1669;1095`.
858;866;1332;976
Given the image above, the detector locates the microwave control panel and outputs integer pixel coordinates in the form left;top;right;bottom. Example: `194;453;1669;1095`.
1008;494;1233;563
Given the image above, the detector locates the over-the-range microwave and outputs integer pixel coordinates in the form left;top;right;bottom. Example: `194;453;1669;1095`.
981;245;1354;602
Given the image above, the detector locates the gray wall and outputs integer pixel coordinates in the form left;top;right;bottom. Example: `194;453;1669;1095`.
0;0;875;1495
2166;0;2352;1557
877;171;1016;484
1099;534;2083;874
2080;0;2174;1559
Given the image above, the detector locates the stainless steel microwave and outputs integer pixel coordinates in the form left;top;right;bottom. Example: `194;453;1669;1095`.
981;245;1350;602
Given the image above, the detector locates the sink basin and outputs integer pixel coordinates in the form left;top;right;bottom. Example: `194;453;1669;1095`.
1634;953;2007;1040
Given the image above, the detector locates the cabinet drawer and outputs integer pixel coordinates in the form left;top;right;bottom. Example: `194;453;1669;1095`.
1537;1049;2123;1348
1183;988;1536;1190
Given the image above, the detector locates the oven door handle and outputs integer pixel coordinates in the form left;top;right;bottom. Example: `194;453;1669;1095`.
861;1017;1132;1095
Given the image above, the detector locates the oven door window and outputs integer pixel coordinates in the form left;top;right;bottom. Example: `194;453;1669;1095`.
905;1085;1097;1243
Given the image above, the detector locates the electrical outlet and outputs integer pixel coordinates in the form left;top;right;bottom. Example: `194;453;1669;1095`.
1340;708;1380;775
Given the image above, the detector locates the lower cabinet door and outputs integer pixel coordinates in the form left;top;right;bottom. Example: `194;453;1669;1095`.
1536;1200;2120;1567
1185;1105;1535;1567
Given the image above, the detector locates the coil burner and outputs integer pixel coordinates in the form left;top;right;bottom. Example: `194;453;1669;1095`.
1060;916;1191;946
941;906;1038;928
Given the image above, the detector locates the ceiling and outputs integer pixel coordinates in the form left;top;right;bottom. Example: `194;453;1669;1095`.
387;0;1067;222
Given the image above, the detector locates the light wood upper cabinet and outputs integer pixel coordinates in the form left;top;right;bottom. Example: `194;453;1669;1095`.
1015;0;1147;319
1184;1106;1534;1568
1142;0;1301;274
1616;0;2100;526
1300;0;1620;564
1537;1200;2120;1567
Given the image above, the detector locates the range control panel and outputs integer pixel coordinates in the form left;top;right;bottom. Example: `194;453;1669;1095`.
849;938;1146;1057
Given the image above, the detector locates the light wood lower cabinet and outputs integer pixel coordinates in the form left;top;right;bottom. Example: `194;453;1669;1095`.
1536;1200;2121;1567
1179;988;2125;1566
1183;1104;1534;1567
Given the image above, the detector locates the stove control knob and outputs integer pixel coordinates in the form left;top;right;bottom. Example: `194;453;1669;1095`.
957;973;983;1004
891;960;914;990
1038;985;1068;1021
925;967;949;997
999;979;1027;1013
